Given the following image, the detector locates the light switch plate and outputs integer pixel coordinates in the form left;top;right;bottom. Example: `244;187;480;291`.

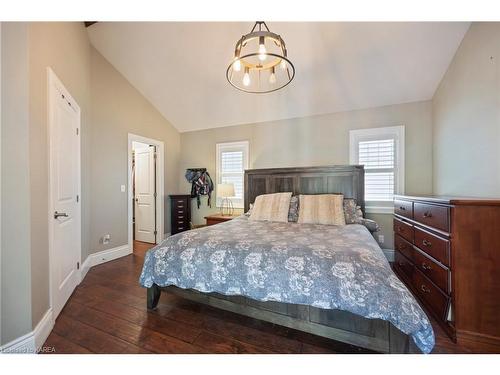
120;185;126;192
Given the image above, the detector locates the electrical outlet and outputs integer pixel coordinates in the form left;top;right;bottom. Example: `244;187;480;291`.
378;234;385;244
102;234;111;245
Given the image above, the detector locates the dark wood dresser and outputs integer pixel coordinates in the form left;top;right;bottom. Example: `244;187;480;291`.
393;195;500;352
169;194;191;235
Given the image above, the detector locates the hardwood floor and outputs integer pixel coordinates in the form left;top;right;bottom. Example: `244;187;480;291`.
42;241;469;354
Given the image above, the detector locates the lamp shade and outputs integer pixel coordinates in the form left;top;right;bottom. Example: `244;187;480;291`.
217;183;235;198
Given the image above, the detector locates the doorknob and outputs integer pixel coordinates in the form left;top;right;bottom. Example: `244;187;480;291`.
54;211;69;219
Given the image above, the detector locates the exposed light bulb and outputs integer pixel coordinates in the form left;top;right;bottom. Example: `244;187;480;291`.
258;36;266;61
243;69;251;86
280;59;287;70
233;59;241;72
269;68;276;84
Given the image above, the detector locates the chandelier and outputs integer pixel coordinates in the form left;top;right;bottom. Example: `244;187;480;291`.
226;21;295;94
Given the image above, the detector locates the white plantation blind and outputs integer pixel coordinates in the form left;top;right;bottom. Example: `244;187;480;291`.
349;126;405;210
220;151;244;200
359;139;395;201
216;141;249;208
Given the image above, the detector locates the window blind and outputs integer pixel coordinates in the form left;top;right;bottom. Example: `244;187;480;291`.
220;150;244;199
358;139;395;201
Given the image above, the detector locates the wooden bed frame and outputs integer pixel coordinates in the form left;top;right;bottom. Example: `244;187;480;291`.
147;165;420;353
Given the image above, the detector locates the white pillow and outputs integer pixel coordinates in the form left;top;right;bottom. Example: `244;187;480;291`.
298;194;346;225
249;192;293;223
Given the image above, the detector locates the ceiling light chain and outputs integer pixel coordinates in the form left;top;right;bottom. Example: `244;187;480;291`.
226;21;295;94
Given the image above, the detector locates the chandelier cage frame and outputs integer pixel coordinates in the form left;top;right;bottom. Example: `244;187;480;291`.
226;21;295;94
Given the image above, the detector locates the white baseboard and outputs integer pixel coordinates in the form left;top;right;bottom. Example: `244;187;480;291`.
80;244;131;282
0;308;53;354
382;248;395;262
34;309;54;351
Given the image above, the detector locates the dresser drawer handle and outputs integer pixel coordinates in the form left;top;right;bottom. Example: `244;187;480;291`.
421;262;432;271
177;200;184;203
178;221;184;224
423;211;433;218
398;261;405;267
178;227;184;230
178;216;184;219
397;226;403;232
420;284;431;293
422;239;432;247
178;210;184;214
399;206;406;211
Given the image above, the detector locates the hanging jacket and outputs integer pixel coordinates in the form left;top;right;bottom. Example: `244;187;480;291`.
185;169;214;208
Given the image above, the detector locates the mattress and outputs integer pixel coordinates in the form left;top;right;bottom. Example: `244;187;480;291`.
139;216;435;353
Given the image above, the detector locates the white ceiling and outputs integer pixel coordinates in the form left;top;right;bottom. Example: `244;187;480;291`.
87;22;469;133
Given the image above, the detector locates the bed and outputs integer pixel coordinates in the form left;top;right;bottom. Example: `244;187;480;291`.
140;165;434;353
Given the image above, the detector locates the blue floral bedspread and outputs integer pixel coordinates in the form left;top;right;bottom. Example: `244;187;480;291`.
139;216;435;353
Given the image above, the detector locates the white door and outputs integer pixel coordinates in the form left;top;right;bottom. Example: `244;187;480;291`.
134;146;156;243
48;69;81;319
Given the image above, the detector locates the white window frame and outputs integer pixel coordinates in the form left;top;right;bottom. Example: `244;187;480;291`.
216;141;249;209
349;126;405;214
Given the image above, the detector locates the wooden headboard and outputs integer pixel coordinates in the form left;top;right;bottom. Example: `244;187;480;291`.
244;165;365;214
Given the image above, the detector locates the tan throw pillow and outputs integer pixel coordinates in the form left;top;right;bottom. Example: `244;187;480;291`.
298;194;346;225
249;192;293;223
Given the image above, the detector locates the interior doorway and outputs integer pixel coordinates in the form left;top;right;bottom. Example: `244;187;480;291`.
127;134;164;254
132;141;157;243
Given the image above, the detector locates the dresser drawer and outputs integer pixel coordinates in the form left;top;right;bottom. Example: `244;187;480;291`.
414;227;450;267
174;207;186;216
413;202;450;233
172;223;188;233
394;199;413;219
412;247;450;294
393;218;414;243
394;234;413;260
174;199;187;209
412;267;450;320
394;250;414;280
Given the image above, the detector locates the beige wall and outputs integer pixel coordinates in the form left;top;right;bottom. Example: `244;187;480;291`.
89;47;181;256
180;100;434;249
1;22;181;343
1;23;33;345
28;21;92;329
433;22;500;196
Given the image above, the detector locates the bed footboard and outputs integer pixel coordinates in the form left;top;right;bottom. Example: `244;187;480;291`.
147;285;420;353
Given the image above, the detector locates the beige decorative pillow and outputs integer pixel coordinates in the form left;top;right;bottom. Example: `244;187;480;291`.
249;192;293;223
298;194;346;225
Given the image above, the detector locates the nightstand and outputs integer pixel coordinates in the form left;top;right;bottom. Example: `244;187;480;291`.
204;214;238;226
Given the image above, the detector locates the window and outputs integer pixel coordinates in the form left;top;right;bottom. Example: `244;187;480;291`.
216;141;249;209
349;126;404;213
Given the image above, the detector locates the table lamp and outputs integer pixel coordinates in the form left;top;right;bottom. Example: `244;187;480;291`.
217;183;235;216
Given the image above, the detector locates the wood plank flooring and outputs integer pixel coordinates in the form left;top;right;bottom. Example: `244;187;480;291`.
43;240;468;354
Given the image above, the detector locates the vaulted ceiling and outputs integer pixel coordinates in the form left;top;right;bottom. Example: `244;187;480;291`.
87;22;469;132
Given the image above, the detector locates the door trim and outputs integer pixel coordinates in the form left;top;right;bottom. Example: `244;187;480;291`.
127;133;164;248
47;68;82;318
